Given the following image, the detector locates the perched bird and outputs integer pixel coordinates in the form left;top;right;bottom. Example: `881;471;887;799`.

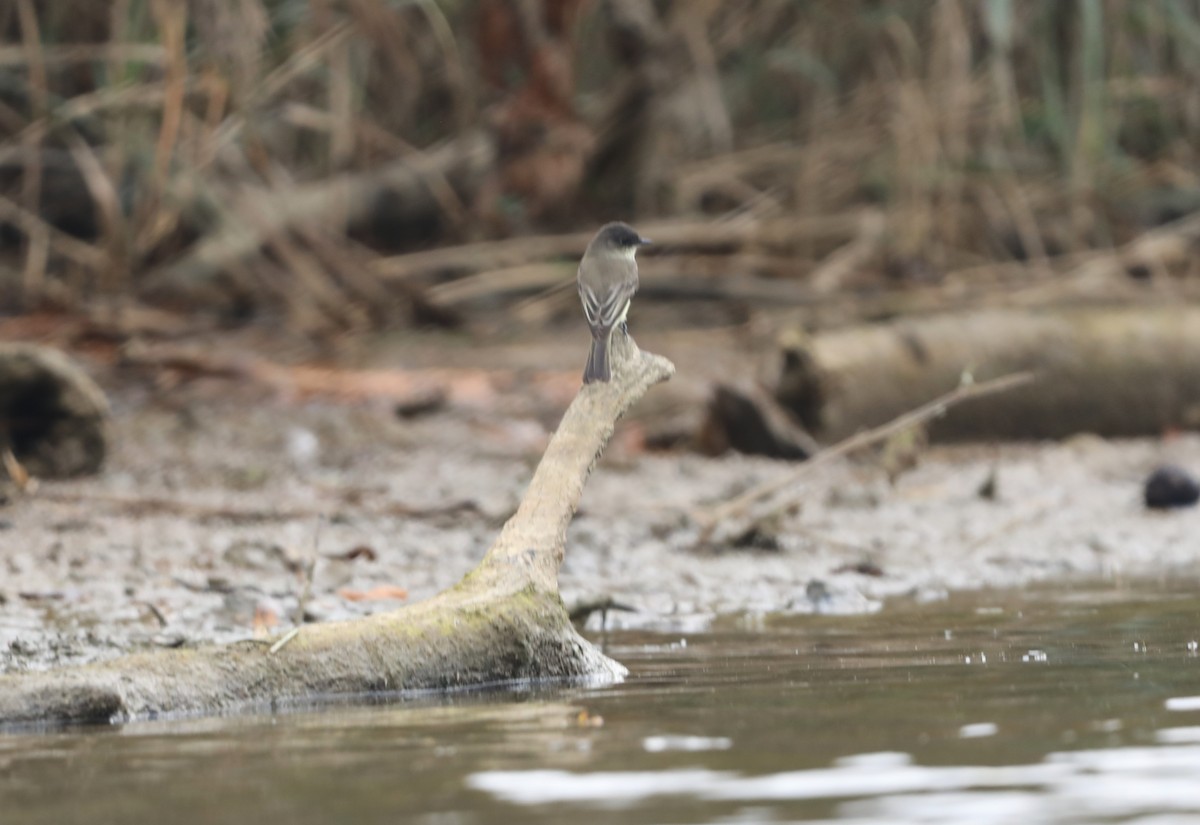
577;221;652;383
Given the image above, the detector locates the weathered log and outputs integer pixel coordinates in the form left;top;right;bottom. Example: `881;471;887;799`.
772;308;1200;441
0;333;673;726
0;343;109;478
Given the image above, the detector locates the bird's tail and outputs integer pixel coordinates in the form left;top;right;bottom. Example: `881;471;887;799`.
583;331;611;384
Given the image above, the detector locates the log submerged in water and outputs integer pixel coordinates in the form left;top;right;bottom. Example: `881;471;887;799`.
0;333;673;726
772;307;1200;442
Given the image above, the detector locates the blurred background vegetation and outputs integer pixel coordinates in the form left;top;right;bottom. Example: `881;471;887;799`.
2;0;1199;338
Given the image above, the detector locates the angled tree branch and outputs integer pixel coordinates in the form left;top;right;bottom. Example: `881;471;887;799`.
0;333;673;726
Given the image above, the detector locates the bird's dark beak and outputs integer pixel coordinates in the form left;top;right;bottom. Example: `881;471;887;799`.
638;236;653;246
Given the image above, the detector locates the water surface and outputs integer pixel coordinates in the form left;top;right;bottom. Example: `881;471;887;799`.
3;585;1200;824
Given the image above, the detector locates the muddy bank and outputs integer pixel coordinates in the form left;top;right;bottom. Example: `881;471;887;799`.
1;360;1198;674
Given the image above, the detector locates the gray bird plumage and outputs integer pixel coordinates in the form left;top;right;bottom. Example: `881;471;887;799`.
577;222;651;383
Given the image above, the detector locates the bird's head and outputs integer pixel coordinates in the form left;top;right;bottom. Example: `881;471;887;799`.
591;222;653;258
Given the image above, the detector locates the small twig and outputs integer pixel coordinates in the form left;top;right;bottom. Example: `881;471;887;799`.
964;501;1058;553
1;447;35;493
268;627;302;655
696;371;1036;544
568;596;637;625
139;601;169;628
425;262;574;305
792;525;877;556
0;193;109;270
295;515;324;626
30;489;481;524
0;43;166;68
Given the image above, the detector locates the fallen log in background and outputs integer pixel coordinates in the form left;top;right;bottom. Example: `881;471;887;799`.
773;307;1200;442
0;333;673;726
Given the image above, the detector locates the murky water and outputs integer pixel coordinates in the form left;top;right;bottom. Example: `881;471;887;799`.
3;585;1200;824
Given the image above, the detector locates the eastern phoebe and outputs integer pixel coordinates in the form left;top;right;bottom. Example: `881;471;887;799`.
577;221;652;383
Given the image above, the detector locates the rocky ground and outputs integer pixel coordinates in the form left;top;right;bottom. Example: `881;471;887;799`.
1;330;1198;674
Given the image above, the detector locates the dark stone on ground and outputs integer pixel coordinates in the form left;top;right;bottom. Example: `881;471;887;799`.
1144;464;1200;510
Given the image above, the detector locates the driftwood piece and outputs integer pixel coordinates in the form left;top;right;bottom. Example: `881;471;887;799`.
0;333;673;726
0;343;109;478
773;308;1200;442
697;373;1034;546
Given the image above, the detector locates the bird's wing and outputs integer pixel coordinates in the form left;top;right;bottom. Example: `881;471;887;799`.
578;256;638;330
579;278;636;331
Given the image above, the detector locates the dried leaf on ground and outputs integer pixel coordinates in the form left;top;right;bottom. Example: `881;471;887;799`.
338;585;409;602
